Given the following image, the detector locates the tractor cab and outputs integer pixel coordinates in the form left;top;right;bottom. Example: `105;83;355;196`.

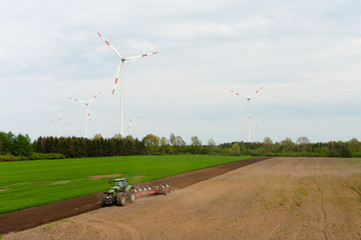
109;178;128;192
112;178;128;187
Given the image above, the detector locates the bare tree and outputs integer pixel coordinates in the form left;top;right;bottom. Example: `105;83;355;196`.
296;137;310;152
207;138;216;146
169;133;176;146
191;136;202;154
262;136;273;153
296;137;310;145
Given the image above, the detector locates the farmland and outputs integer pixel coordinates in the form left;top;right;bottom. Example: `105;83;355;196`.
0;155;254;214
3;157;361;240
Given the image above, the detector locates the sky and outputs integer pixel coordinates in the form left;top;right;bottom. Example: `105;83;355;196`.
1;0;361;145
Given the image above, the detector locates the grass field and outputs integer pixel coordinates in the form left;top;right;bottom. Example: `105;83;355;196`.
0;155;254;214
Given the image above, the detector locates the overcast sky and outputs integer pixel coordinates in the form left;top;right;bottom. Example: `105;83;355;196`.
1;0;361;144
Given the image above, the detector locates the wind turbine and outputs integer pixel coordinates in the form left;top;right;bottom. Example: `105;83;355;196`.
97;32;158;137
69;92;101;138
230;86;263;142
50;107;69;138
125;114;140;136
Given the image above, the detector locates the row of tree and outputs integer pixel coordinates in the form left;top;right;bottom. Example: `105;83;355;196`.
1;131;361;159
223;137;361;158
134;134;361;158
33;135;145;158
141;133;211;154
32;133;211;158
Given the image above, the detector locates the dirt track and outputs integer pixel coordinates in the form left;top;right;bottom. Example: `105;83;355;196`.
3;157;361;240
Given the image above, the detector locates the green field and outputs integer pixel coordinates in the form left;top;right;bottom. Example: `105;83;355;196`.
0;155;254;214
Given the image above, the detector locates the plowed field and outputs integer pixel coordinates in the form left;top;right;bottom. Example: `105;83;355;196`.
3;157;361;240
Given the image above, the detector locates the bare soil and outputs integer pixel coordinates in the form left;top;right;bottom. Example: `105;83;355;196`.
3;157;361;240
51;180;71;185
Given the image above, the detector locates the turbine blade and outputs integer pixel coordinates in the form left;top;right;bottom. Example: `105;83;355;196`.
88;91;101;103
230;90;248;99
69;97;87;104
112;63;122;95
62;119;69;126
249;86;263;98
230;90;239;95
97;32;123;59
125;51;158;60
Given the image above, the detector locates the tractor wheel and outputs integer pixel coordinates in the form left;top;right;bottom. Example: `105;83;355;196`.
102;194;107;206
117;193;126;206
162;189;167;195
129;188;136;203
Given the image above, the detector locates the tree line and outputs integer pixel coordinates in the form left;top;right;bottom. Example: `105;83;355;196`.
33;135;145;158
129;134;361;158
222;137;361;158
1;131;361;160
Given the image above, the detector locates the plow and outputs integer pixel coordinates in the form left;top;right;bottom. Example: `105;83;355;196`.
134;183;172;197
102;178;171;207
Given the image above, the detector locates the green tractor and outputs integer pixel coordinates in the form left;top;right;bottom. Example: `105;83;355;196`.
102;178;136;206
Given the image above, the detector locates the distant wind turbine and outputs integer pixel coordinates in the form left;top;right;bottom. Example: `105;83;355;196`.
230;86;263;142
125;115;140;136
97;32;158;137
50;107;69;138
69;92;101;138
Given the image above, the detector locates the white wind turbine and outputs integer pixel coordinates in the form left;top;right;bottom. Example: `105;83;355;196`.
97;32;158;137
230;86;263;142
125;114;140;136
50;107;69;138
69;92;101;138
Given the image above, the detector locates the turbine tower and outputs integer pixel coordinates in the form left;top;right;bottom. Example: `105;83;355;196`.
97;32;158;137
69;92;101;138
50;107;69;138
230;86;263;142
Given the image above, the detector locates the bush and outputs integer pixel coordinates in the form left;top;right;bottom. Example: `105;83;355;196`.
0;153;65;162
0;154;27;161
33;153;66;160
151;152;166;155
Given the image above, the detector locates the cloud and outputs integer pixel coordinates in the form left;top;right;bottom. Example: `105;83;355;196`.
162;21;234;40
1;0;361;144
